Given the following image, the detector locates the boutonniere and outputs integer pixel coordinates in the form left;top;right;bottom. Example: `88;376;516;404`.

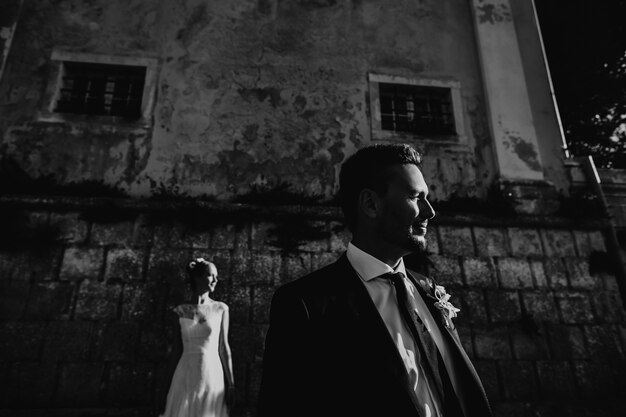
419;278;460;329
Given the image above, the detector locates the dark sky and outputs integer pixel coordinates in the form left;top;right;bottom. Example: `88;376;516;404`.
534;0;626;129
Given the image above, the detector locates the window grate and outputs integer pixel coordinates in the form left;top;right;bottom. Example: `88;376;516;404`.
379;83;456;136
55;62;146;119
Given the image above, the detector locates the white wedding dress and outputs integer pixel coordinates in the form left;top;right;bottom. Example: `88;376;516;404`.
160;304;228;417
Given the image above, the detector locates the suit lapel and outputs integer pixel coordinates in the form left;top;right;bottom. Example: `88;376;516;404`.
406;269;493;417
333;255;423;414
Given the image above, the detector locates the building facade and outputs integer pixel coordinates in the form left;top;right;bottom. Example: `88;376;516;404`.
1;1;625;416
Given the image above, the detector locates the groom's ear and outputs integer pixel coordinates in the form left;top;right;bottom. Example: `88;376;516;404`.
358;188;380;220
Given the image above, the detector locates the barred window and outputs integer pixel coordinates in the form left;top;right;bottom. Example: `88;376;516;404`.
368;74;466;145
379;83;456;136
55;62;146;119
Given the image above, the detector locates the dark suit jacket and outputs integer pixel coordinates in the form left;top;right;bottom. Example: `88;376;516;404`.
257;254;492;417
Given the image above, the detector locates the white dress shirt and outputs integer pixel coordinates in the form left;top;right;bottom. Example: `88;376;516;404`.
346;242;446;416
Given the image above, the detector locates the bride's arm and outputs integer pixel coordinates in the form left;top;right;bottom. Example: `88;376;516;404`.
219;304;235;408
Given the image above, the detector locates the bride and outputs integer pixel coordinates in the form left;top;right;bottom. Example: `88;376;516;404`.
160;258;235;417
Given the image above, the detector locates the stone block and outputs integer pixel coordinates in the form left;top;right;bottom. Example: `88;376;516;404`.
474;327;512;359
510;329;550;360
210;224;237;250
231;249;251;280
531;401;575;417
281;253;311;283
5;361;57;407
573;360;616;399
93;322;139;361
250;222;275;251
59;247;104;281
438;226;474;256
473;360;500;401
498;258;533;288
50;212;89;244
459;289;488;325
329;221;352;253
132;214;154;247
0;281;29;320
601;272;620;292
545;324;587;359
540;229;577;257
536;361;577;399
105;363;155;406
492;402;526;417
42;321;94;362
486;290;521;323
429;255;463;286
228;320;256;362
473;227;509;257
584;325;623;359
0;252;13;281
24;282;75;320
154;362;171;413
557;292;594;324
247;360;264;405
105;248;145;282
251;284;275;324
165;282;193;310
544;258;568;289
521;291;558;322
91;221;134;246
151;222;186;249
462;257;496;287
499;360;537;400
138;323;171;361
592;290;625;323
588;230;607;252
573;230;593;257
507;227;543;256
242;252;279;284
181;229;211;249
310;252;336;273
12;250;62;282
565;258;597;289
75;280;122;321
146;248;191;284
295;222;331;253
529;260;548;287
0;322;45;360
121;283;167;322
232;223;251;251
56;362;104;406
456;327;474;358
220;286;252;325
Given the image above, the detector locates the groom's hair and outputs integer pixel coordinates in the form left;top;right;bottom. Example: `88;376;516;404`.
338;143;422;232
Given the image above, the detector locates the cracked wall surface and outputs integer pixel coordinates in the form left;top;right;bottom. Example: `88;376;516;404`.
0;0;494;202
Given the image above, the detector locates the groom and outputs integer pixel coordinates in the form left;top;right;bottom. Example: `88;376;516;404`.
257;144;492;417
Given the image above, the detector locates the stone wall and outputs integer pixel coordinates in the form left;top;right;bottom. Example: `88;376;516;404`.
0;197;625;417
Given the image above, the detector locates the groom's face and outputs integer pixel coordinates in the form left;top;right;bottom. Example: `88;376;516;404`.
374;163;435;255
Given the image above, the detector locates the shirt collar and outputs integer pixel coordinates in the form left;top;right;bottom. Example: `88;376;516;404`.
346;242;407;282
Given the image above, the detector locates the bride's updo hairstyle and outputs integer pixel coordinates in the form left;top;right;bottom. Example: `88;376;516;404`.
187;257;212;291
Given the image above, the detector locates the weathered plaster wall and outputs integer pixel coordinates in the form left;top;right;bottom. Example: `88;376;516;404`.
510;0;569;194
0;0;22;83
0;0;493;202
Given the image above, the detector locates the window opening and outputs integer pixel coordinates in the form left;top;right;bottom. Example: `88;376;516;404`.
379;83;456;136
55;62;146;119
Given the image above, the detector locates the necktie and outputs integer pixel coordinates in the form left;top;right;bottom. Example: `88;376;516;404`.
384;272;444;417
